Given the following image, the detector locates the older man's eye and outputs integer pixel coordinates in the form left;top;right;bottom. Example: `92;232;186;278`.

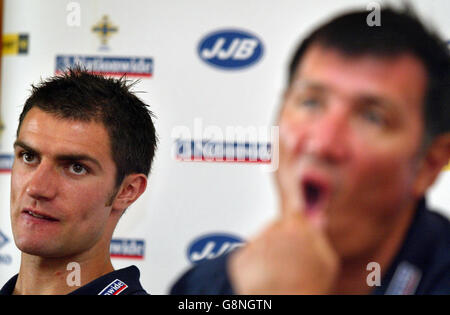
361;108;385;126
298;97;322;109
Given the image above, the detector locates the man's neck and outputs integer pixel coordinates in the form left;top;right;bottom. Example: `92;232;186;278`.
14;249;114;295
332;201;417;295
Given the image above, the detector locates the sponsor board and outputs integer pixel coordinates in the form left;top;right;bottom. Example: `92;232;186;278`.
0;230;9;250
55;55;153;78
174;139;272;163
0;154;14;173
2;33;29;55
198;29;264;70
0;230;12;265
187;233;244;264
0;117;3;139
110;239;145;260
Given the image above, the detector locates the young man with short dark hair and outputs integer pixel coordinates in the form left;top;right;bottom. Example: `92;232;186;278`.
1;68;157;295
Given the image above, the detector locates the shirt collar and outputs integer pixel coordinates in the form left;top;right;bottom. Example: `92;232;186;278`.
0;265;147;295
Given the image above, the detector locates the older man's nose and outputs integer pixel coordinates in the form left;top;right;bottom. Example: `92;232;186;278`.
304;110;350;163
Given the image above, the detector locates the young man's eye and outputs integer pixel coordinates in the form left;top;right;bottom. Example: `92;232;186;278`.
21;152;37;164
69;163;87;175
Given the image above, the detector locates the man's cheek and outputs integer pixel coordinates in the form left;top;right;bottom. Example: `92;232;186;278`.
352;158;408;210
10;176;22;213
78;195;111;225
279;118;307;154
78;202;99;222
69;205;108;240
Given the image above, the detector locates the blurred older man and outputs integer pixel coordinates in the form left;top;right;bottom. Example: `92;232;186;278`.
171;7;450;295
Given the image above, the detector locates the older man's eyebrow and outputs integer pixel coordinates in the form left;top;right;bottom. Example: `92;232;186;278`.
357;94;396;107
291;80;329;93
292;80;399;110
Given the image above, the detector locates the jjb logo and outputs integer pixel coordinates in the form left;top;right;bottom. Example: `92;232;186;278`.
198;29;264;70
187;233;244;264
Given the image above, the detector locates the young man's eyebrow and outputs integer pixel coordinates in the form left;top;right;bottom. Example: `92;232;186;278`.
13;140;40;155
55;154;103;171
13;140;103;171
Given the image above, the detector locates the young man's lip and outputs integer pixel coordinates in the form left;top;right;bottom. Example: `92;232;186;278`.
22;208;59;221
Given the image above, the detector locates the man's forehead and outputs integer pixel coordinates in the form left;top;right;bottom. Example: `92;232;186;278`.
18;107;112;159
289;45;428;109
294;44;427;83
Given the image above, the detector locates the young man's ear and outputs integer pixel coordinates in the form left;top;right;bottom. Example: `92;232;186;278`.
111;174;147;213
413;133;450;198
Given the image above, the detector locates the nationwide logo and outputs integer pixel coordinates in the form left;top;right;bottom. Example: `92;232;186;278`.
92;15;118;50
174;139;272;164
2;33;29;55
187;233;244;264
110;239;145;260
98;279;128;295
0;154;14;173
198;29;264;70
55;55;153;78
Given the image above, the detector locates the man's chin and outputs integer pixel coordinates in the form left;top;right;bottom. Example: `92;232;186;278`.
325;224;375;262
15;238;65;259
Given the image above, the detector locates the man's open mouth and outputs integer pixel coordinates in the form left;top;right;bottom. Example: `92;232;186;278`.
301;177;330;214
23;209;59;222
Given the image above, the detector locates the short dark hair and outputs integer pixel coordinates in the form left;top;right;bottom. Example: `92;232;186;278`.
288;7;450;143
17;67;158;186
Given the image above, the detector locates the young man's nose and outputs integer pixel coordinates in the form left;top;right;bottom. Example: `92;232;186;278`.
26;161;58;201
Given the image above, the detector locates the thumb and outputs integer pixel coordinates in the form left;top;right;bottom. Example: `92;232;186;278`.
282;192;328;231
308;210;327;230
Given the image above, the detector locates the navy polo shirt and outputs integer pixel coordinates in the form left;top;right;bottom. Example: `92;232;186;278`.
171;199;450;295
0;265;148;295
